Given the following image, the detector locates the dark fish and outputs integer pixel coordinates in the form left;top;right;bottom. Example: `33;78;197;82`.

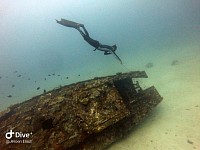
44;78;46;80
28;78;31;80
48;74;51;76
12;84;15;88
66;77;69;79
145;62;153;68
43;89;46;93
171;60;179;66
57;74;61;76
52;73;55;76
13;71;18;73
78;74;80;76
17;75;22;77
7;95;12;98
0;76;2;79
37;87;40;90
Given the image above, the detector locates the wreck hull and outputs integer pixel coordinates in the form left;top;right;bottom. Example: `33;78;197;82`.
0;71;162;150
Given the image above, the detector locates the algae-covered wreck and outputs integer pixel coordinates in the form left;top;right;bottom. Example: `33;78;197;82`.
0;71;162;150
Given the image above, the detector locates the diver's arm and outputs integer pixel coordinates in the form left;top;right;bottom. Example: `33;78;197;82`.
97;47;111;52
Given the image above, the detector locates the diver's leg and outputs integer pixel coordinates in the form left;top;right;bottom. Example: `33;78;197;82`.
74;24;90;38
80;26;89;37
76;28;86;37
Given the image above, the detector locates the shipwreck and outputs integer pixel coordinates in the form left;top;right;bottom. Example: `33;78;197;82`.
0;71;162;150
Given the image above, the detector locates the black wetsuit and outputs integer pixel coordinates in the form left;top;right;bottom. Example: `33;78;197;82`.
77;26;115;53
56;19;116;54
56;19;122;63
76;27;100;49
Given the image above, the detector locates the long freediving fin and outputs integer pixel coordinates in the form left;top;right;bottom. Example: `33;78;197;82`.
56;18;81;28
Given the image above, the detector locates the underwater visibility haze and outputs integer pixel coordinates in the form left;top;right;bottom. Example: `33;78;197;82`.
0;0;200;149
0;0;199;110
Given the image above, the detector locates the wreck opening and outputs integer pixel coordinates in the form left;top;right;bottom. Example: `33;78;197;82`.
113;77;140;109
42;118;53;130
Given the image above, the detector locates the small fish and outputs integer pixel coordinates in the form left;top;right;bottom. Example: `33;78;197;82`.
145;62;153;68
57;74;61;76
7;95;12;98
66;77;69;79
17;75;22;77
0;76;2;79
12;84;15;88
52;73;55;76
44;78;46;80
43;89;46;93
78;74;80;76
28;78;31;80
37;87;40;90
13;71;18;73
48;74;51;76
171;60;179;66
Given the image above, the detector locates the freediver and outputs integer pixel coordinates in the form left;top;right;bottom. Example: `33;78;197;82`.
56;19;117;55
56;18;123;64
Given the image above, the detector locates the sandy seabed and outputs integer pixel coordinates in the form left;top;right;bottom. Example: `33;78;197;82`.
0;37;199;150
108;45;200;150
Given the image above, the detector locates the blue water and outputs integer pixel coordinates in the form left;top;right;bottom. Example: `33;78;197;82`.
0;0;200;111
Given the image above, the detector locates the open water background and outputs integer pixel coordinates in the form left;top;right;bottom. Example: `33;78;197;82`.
0;0;199;112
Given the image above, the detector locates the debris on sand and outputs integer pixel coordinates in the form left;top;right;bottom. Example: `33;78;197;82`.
187;139;193;145
7;95;12;98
